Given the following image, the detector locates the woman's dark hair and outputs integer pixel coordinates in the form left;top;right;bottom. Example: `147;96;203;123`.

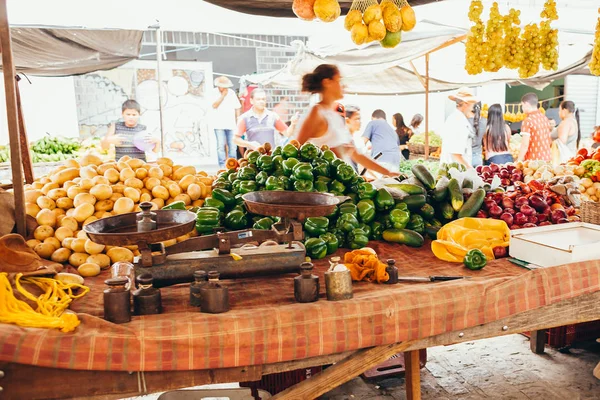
410;114;423;128
301;64;339;94
393;113;411;142
485;104;508;153
122;99;141;113
560;100;581;148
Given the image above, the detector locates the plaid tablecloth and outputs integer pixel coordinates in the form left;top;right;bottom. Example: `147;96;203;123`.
0;241;598;372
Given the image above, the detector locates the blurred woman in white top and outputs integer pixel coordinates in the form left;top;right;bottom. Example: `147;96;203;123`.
296;64;399;177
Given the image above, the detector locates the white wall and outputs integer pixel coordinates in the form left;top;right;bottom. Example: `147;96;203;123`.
0;76;79;145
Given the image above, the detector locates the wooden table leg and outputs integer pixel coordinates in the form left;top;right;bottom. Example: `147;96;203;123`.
404;350;422;400
530;330;546;354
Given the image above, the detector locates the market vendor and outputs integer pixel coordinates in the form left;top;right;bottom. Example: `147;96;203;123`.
101;99;160;161
296;64;399;177
439;88;479;168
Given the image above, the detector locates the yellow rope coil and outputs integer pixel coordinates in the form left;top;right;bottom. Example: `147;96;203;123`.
0;273;89;333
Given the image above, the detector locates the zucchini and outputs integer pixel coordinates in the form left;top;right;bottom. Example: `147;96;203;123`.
432;176;449;202
462;177;474;189
424;225;441;240
385;183;425;195
458;188;486;218
382;229;425;247
411;164;436;190
447;178;464;212
401;194;427;211
440;202;455;220
418;203;435;221
402;176;426;190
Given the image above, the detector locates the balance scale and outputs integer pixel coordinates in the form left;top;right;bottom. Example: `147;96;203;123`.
84;191;348;287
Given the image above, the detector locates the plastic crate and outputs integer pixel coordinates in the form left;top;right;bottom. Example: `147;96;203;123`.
523;320;600;348
240;367;322;399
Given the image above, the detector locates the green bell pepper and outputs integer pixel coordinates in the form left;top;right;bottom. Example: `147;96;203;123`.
304;217;329;237
313;159;331;178
253;217;274;230
348;175;365;194
377;214;393;230
238;180;258;194
348;228;369;250
304;237;327;260
370;221;384;240
394;202;409;211
329;179;346;195
212;188;236;207
162;200;186;210
204;197;225;212
224;209;248;230
293;179;313;192
227;172;239;183
231;180;241;195
246;151;260;165
326;204;339;220
331;158;345;168
389;208;410;229
315;180;329;193
299;143;319;161
272;166;285;177
407;214;425;235
322;149;336;163
279;176;292;191
358;223;372;239
339;202;358;218
336;213;360;234
272;155;284;168
265;176;284;191
255;171;268;186
282;143;298;159
356;199;376;224
234;194;245;206
335;163;356;183
237;166;256;181
231;204;246;213
282;157;299;177
271;146;282;157
319;232;339;255
212;180;231;191
257;155;274;172
463;249;487;270
195;208;220;234
293;163;314;181
375;188;394;211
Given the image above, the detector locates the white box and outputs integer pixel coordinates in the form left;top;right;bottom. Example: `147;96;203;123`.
509;222;600;267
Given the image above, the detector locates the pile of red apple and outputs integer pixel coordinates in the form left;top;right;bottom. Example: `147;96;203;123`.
476;163;523;187
476;182;579;230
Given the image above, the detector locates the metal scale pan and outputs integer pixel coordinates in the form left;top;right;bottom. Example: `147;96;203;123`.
242;191;350;221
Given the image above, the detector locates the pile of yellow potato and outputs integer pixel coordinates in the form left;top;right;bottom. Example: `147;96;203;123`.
24;153;214;277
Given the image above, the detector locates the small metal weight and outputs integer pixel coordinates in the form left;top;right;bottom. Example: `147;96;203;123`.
384;259;398;284
103;277;131;324
137;202;157;232
189;270;208;307
133;274;162;315
324;257;353;301
199;271;230;314
294;262;319;303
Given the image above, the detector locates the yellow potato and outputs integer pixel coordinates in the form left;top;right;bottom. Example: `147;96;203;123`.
126;158;145;169
90;184;113;200
46;188;67;201
63;181;77;190
173;166;196;181
97;162;117;175
73;203;95;223
107;247;134;264
156;157;174;166
32;182;44;190
118;155;132;163
100;211;113;218
178;175;196;191
113;197;135;214
51;167;79;185
43;237;61;250
148;166;164;179
187;183;202;201
78;263;101;277
79;166;98;180
109;193;123;202
39;177;51;184
83;216;98;226
145;177;161;190
92;175;110;186
84;239;105;255
56;214;66;225
95;199;114;212
52;208;66;219
36;209;57;227
87;254;111;269
70;238;87;253
123;187;141;203
79;153;103;167
167;183;182;198
25;189;43;204
104;168;121;184
34;243;55;259
69;252;89;267
76;230;88;240
26;202;42;218
67;185;86;199
133;204;142;212
41;183;59;196
55;226;74;242
111;183;125;194
116;161;129;172
59;216;78;232
120;168;135;182
26;239;41;249
159;164;173;178
64;158;80;169
140;193;152;203
33;225;54;241
174;193;192;206
62;237;75;250
124;177;144;190
192;199;204;207
74;193;96;207
79;178;94;190
152;186;170;201
135;168;148;180
65;208;75;218
36;196;56;210
56;197;74;210
150;198;164;209
51;248;72;263
94;210;105;218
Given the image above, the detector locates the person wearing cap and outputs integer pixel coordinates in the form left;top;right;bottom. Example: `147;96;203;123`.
440;88;479;168
212;76;242;168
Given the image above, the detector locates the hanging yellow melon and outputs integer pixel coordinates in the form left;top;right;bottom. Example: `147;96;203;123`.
382;3;402;33
314;0;341;23
368;20;386;41
401;5;416;31
345;9;363;31
363;4;382;25
351;22;369;45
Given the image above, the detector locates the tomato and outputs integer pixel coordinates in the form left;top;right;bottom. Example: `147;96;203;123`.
577;148;589;158
592;151;600;161
574;155;585;165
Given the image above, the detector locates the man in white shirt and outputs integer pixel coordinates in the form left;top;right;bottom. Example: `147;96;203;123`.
439;88;478;168
212;76;241;168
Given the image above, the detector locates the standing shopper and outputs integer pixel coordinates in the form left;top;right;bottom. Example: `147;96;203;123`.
483;104;513;165
393;113;413;160
410;114;423;136
296;64;399;177
439;88;479;168
362;109;402;169
212;76;241;168
518;93;553;162
470;102;485;167
551;100;580;164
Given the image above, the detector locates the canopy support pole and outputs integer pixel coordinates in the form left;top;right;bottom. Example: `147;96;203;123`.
154;24;166;157
16;76;33;183
425;53;430;159
0;0;26;236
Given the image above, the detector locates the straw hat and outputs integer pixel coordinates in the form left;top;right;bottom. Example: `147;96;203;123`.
448;87;479;104
214;76;234;88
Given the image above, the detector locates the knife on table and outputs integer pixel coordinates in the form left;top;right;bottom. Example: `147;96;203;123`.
397;276;471;282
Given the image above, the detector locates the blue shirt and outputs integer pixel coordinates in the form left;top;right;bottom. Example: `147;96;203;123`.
362;119;401;166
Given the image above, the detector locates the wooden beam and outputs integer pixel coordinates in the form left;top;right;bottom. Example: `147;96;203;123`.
0;0;26;236
529;330;546;354
424;53;430;159
425;34;468;56
404;350;422;400
409;61;426;89
16;77;33;184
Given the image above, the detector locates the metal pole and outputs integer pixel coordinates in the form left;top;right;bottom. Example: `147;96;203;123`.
155;25;166;156
425;53;430;159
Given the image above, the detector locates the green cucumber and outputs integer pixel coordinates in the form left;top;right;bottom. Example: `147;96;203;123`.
385;183;425;195
440;202;455;220
447;178;464;212
432;176;449;202
401;194;427;211
458;188;486;218
382;229;425;247
411;164;436;190
462;177;474;189
424;225;441;240
418;203;435;221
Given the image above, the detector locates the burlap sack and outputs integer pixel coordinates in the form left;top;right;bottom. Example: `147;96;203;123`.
0;188;15;236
